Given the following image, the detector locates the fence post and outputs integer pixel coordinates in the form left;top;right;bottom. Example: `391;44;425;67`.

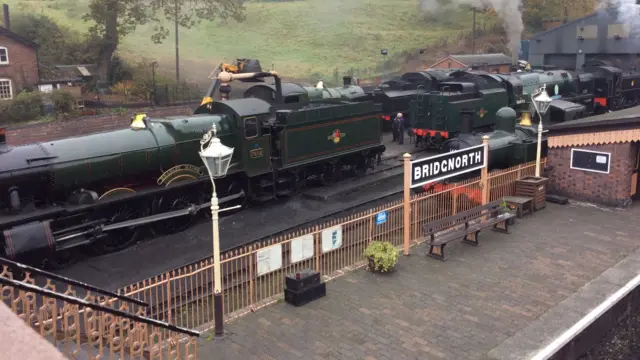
403;153;411;256
314;226;320;273
166;272;172;324
248;244;254;308
481;136;489;205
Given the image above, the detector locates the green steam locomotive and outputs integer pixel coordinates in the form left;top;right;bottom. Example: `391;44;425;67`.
0;69;385;268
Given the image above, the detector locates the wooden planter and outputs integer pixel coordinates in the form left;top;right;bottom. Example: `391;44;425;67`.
515;176;548;211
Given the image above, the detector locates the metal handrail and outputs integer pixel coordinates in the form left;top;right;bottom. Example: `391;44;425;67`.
0;257;147;306
0;276;201;337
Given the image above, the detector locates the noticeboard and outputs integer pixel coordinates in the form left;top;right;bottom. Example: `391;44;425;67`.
321;225;343;253
290;234;314;264
570;148;611;174
256;244;283;276
410;144;487;188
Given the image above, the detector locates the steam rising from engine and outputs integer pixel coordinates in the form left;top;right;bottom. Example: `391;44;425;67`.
419;0;524;64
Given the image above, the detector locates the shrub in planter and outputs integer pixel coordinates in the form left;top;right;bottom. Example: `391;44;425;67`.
364;241;399;273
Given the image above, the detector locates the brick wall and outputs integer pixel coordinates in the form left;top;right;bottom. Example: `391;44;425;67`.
0;34;39;94
4;105;197;146
547;142;636;208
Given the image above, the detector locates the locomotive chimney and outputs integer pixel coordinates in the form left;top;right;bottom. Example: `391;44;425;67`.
343;76;352;87
512;51;518;68
3;4;9;30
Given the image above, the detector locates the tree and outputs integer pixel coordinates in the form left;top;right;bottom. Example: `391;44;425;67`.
83;0;246;82
10;13;101;67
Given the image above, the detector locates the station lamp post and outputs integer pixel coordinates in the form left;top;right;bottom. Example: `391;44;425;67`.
199;123;234;339
531;84;552;177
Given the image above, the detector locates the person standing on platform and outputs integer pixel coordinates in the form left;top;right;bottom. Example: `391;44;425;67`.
396;112;405;145
392;113;399;142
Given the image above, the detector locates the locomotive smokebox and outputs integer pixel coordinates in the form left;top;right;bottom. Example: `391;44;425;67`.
343;76;352;87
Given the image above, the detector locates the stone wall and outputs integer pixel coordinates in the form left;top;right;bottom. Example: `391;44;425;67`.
4;105;198;146
547;142;636;208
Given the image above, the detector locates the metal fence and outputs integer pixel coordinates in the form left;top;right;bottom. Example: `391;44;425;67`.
118;159;544;334
0;263;199;359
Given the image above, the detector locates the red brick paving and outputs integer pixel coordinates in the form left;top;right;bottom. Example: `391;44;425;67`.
198;202;640;359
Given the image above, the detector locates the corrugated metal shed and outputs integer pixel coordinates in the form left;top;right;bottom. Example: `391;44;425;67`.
528;6;640;70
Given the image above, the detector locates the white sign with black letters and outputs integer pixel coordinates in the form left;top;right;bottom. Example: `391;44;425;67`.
321;225;343;253
410;144;487;188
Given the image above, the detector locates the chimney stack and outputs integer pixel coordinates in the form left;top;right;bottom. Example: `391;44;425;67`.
512;51;518;67
343;76;352;87
3;4;9;30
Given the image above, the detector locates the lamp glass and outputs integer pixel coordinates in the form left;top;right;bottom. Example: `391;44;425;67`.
199;137;234;179
533;90;552;115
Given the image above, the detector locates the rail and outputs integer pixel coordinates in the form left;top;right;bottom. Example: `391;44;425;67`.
0;256;146;306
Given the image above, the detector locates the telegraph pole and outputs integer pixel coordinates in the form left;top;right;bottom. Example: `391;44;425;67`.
174;0;180;85
472;7;476;54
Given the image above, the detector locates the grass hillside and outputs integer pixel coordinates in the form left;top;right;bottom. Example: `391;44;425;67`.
5;0;498;80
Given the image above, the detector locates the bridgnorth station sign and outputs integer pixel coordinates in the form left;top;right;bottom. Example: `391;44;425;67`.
410;144;487;188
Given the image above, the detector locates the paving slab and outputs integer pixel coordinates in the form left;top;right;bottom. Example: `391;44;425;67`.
197;202;640;360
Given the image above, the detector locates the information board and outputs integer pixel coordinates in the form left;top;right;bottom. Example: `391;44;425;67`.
410;144;487;188
321;225;343;253
376;211;388;225
290;234;314;264
256;244;283;276
570;148;611;174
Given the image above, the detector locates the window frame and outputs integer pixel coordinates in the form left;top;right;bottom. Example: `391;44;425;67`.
243;116;259;139
0;78;13;100
0;47;8;65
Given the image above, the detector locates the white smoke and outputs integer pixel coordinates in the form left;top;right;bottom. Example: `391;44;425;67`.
419;0;524;61
596;0;640;26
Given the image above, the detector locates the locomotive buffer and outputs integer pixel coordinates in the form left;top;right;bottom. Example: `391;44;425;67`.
410;144;486;188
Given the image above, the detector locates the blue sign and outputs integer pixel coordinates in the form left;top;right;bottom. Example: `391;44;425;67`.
376;211;388;225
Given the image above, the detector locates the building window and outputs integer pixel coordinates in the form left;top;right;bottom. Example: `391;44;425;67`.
0;47;7;65
0;79;12;100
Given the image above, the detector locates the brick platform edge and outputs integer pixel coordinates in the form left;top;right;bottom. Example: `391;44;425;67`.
4;104;199;146
546;143;635;208
485;246;640;360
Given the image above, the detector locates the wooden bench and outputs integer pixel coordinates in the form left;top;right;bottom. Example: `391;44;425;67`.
422;199;516;261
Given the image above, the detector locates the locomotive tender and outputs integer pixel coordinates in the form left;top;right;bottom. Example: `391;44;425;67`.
407;59;640;149
0;70;386;268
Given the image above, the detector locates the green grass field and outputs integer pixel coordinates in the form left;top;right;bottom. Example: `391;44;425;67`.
5;0;496;80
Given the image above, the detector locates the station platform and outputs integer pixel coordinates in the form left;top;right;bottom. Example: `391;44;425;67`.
198;202;640;360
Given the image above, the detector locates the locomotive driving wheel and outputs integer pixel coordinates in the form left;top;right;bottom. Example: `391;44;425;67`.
153;177;202;235
91;188;147;254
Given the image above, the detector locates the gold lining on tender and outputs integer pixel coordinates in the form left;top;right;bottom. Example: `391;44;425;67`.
548;129;640;147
